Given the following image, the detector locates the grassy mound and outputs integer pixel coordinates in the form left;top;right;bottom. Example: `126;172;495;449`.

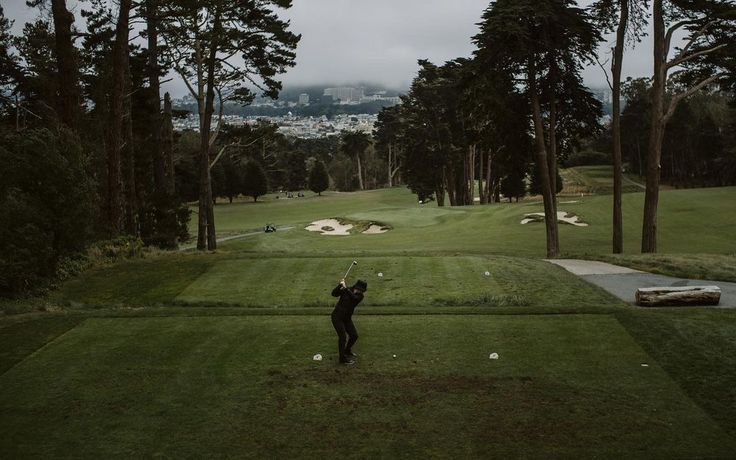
50;254;622;311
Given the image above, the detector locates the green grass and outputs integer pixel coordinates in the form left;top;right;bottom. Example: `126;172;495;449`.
201;186;736;257
561;165;647;195
51;253;624;311
55;185;731;309
173;255;621;309
4;182;736;456
0;316;82;374
2;314;734;458
587;253;736;283
617;309;736;438
50;253;214;307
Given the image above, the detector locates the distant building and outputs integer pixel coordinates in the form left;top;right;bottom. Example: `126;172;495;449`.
323;87;364;104
298;93;310;105
360;94;401;105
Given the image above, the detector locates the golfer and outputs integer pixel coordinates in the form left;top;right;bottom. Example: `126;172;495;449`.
331;278;368;365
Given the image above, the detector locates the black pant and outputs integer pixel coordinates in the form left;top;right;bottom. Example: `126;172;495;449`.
331;312;358;362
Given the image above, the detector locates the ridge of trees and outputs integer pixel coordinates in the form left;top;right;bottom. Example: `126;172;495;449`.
374;0;735;257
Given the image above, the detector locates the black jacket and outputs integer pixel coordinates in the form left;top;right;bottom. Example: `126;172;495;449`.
331;284;364;318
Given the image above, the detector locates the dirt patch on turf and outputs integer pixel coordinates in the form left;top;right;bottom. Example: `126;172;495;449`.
263;369;650;447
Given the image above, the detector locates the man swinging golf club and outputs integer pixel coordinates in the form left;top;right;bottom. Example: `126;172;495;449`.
331;261;367;365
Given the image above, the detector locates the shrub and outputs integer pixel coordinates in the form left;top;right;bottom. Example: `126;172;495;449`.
0;128;96;297
0;190;55;294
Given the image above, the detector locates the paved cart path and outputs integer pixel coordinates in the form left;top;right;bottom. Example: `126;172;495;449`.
546;259;736;307
180;226;296;251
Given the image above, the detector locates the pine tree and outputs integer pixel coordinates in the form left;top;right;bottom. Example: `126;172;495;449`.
242;161;268;202
160;0;300;250
474;0;601;257
308;160;330;196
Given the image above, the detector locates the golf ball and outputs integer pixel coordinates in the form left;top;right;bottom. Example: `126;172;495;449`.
392;354;397;358
378;272;384;278
484;271;491;276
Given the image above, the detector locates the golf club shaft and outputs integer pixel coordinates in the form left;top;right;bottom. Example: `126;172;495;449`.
343;261;357;280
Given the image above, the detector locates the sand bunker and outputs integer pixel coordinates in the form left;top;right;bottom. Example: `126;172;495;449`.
306;219;391;236
363;224;389;234
305;219;353;236
521;211;588;227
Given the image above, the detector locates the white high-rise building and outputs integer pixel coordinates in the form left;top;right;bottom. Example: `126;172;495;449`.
298;93;310;105
323;87;364;103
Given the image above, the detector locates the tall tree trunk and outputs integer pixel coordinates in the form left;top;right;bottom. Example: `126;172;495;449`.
195;40;208;250
199;9;222;251
547;61;561;252
146;0;165;193
529;60;560;258
468;144;476;205
50;0;79;130
436;173;446;207
479;149;486;204
445;166;456;206
485;150;493;204
387;143;392;187
356;154;364;190
123;64;137;235
106;0;132;236
162;92;175;195
611;0;628;254
642;0;666;254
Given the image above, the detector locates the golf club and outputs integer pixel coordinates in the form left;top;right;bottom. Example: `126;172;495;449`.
343;260;358;280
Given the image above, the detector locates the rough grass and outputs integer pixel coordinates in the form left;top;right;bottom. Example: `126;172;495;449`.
616;309;736;438
0;316;82;374
560;165;647;195
588;253;736;283
50;253;214;307
1;314;734;458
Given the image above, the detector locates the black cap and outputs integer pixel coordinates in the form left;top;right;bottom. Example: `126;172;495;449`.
353;280;368;292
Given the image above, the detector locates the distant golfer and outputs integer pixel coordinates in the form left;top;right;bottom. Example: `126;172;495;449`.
331;278;368;365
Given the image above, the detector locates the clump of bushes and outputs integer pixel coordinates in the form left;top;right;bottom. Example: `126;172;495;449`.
55;236;145;285
0;128;96;297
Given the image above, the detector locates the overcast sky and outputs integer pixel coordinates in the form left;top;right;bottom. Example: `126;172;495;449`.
4;0;655;97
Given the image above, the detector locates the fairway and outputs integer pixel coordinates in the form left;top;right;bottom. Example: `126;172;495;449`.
7;180;736;458
204;186;736;257
1;315;733;458
173;255;621;309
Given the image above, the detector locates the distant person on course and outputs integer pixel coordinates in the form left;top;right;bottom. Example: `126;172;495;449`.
331;278;368;365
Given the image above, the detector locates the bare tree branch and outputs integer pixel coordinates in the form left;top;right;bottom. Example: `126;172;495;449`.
209;135;265;169
664;73;723;123
595;53;614;91
0;95;43;119
664;19;700;56
161;35;199;99
668;43;727;69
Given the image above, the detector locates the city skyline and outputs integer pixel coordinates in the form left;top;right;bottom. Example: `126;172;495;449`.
3;0;657;100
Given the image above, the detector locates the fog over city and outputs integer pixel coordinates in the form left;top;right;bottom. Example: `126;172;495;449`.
4;0;656;97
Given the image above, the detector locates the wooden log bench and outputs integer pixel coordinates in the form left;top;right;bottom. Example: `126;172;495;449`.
635;286;721;307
